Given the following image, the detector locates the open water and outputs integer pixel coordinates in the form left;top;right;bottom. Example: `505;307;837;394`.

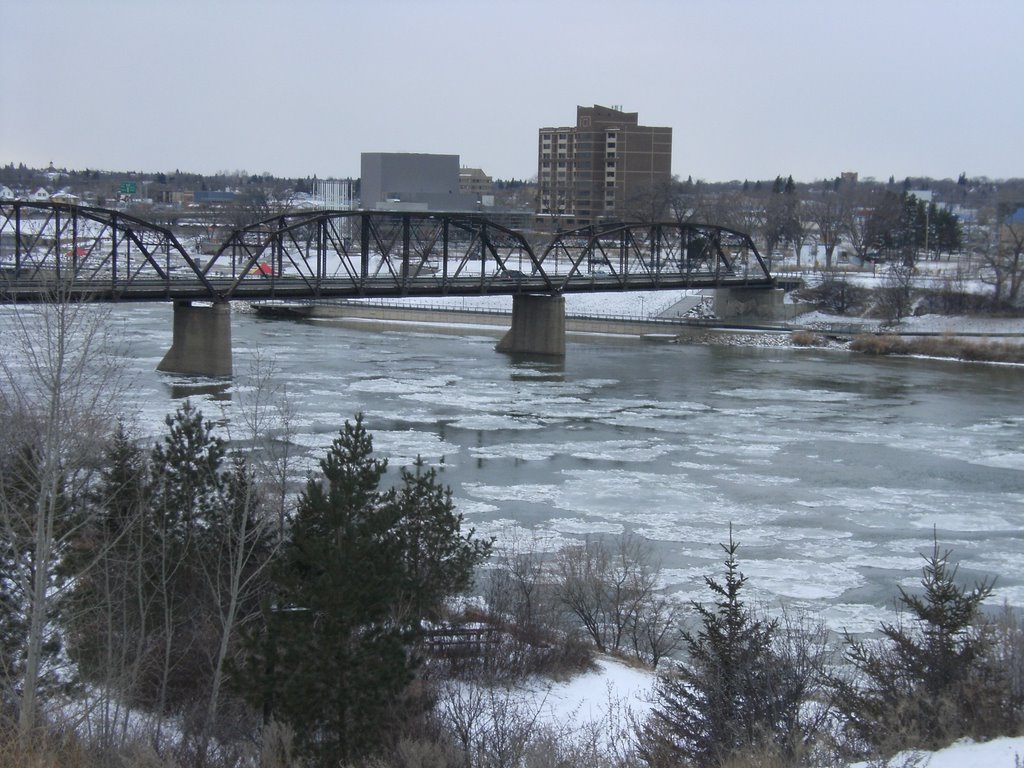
15;303;1024;634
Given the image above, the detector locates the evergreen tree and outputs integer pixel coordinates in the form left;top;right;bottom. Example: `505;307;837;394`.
78;400;264;731
390;457;492;624
63;421;150;694
149;400;227;537
251;416;489;765
640;530;807;767
64;407;273;750
143;402;229;717
837;536;1004;755
258;416;409;764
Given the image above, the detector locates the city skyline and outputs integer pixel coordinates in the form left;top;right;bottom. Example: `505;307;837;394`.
2;0;1022;184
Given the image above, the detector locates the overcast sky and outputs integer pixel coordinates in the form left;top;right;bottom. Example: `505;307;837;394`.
2;0;1021;184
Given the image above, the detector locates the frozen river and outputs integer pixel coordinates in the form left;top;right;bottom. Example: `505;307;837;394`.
46;304;1024;633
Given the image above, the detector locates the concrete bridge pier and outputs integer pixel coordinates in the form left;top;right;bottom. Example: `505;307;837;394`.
496;294;566;357
713;286;786;322
157;301;233;377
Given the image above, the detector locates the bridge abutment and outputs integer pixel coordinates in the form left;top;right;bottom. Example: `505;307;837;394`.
157;301;233;377
496;294;566;357
713;287;787;322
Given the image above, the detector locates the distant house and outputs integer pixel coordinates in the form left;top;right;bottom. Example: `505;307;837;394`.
50;189;80;205
31;187;50;202
459;167;493;197
0;186;13;201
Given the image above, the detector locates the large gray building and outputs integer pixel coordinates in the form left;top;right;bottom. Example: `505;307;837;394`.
360;153;477;212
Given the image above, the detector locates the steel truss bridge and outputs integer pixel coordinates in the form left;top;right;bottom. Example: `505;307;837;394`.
0;202;774;303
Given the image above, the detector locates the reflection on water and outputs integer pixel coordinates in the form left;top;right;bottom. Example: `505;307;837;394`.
168;380;232;401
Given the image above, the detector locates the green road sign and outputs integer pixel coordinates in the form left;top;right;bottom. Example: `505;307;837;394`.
120;182;137;195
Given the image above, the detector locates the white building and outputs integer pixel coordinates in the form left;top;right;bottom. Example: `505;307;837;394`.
313;178;354;210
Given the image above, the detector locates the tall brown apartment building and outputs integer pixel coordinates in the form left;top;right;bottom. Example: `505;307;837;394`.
536;105;672;229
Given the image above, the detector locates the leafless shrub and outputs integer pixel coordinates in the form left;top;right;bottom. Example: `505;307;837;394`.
984;604;1024;724
434;677;647;768
874;264;917;324
259;719;305;768
435;681;561;768
790;330;826;347
851;333;1024;363
802;270;869;315
476;534;595;682
0;718;181;768
554;535;681;666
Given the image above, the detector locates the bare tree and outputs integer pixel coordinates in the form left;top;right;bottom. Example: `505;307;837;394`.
877;262;917;324
484;531;554;647
807;267;869;315
980;209;1024;306
790;199;813;268
628;593;683;668
555;535;678;664
626;179;676;223
841;184;883;266
705;188;761;234
806;190;847;269
61;421;153;751
0;294;123;736
227;351;299;542
202;353;294;741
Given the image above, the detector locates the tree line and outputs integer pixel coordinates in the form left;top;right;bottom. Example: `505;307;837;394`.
629;174;1024;308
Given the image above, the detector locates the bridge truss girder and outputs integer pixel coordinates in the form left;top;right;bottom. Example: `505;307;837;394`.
206;211;554;299
0;201;214;300
539;221;771;292
0;203;773;302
